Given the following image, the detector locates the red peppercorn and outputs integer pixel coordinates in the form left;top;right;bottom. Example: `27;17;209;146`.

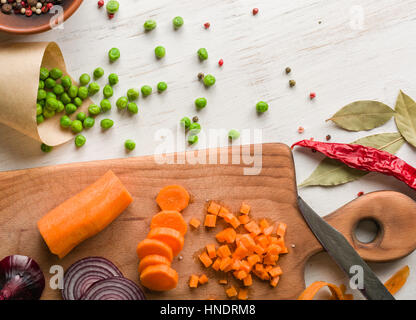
297;126;304;134
310;92;316;99
252;8;259;15
218;59;224;67
21;1;26;7
204;22;210;29
41;5;48;13
25;8;32;17
98;0;104;8
108;13;115;19
47;3;53;9
357;191;364;197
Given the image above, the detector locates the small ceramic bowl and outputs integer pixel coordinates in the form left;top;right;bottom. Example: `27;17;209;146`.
0;0;83;35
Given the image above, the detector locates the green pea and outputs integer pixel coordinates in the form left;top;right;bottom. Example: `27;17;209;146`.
106;0;119;14
60;115;72;128
195;97;207;109
45;92;57;100
125;139;136;151
157;82;167;92
38;99;45;107
228;129;240;140
83;117;95;129
180;117;191;129
78;86;89;100
37;89;47;101
155;46;166;59
75;135;86;148
141;85;152;97
39;80;45;89
188;134;198;145
127;102;138;114
173;16;184;29
79;73;91;86
100;99;112;112
73;97;83;107
43;108;55;119
93;67;105;79
56;100;65;113
116;96;129;110
256;101;268;113
50;68;63;80
71;120;83;133
103;85;114;98
189;122;201;134
45;78;56;89
60;93;72;105
36;115;44;124
108;47;121;62
203;74;216;87
41;143;53;153
100;119;114;130
61;75;72;89
68;85;79;99
108;73;119;86
88;104;101;116
45;98;59;111
39;67;49;81
65;103;77;115
76;112;87;122
53;84;65;96
197;48;208;61
144;19;157;31
36;104;43;116
88;82;100;96
127;88;139;101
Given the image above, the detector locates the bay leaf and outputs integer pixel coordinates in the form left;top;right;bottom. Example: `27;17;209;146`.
327;101;394;131
394;90;416;148
300;132;405;187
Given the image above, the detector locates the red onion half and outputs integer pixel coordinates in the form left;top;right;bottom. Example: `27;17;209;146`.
0;255;45;300
80;277;146;300
62;257;123;300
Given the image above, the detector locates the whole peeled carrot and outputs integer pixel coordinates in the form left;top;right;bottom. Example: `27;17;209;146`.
37;170;133;258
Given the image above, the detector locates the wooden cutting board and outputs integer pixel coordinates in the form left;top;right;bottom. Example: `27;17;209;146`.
1;143;416;300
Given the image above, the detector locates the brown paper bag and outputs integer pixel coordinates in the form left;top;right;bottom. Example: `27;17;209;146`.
0;42;93;146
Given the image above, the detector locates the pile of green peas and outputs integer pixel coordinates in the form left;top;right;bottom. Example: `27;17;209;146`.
180;116;201;145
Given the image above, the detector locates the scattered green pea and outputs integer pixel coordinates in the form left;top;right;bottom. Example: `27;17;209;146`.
65;103;77;115
256;101;268;113
108;47;121;62
188;134;198;145
36;104;43;116
116;96;129;110
78;86;89;100
173;16;184;29
144;19;157;31
83;117;95;129
71;120;83;133
88;82;100;96
45;78;56;89
127;102;138;114
76;112;87;122
61;75;72;89
127;88;139;101
60;93;72;105
88;104;101;116
75;135;86;148
50;68;63;80
106;0;119;14
79;73;91;86
36;115;44;124
180;117;191;129
40;143;53;153
195;97;207;109
108;73;119;86
189;122;201;134
56;101;65;113
45;98;59;111
100;99;112;112
73;97;83;107
93;67;105;79
157;82;167;92
37;89;47;101
39;68;49;81
203;74;216;87
45;92;57;100
53;84;64;96
60;115;72;128
39;80;45;89
228;129;240;140
197;48;208;61
103;85;114;98
43;108;55;119
100;119;114;130
125;139;136;151
155;46;166;59
68;85;79;99
141;85;152;97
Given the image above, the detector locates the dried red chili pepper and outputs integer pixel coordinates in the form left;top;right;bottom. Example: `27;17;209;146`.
291;140;416;190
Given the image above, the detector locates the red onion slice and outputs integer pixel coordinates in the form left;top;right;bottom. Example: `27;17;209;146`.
80;277;146;300
62;257;123;300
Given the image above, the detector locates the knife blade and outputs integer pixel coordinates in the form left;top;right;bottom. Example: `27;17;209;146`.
297;196;395;300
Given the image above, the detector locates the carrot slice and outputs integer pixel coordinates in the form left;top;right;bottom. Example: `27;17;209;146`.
138;254;171;274
189;274;199;288
204;214;217;227
156;185;190;212
189;217;201;229
37;170;133;259
199;251;213;268
199;274;209;285
147;227;184;257
140;264;178;291
151;210;187;236
206;244;217;259
207;201;221;215
384;265;410;295
298;281;345;300
136;239;173;261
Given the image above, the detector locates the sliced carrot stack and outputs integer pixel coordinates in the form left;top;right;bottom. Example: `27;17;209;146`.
140;264;179;291
138;254;171;274
156;185;190;212
151;210;187;236
147;227;184;257
136;239;173;261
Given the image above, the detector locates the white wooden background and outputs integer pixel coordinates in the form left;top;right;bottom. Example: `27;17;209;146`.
1;0;416;299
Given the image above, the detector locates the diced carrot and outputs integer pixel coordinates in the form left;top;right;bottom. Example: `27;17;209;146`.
253;244;265;255
218;206;229;218
136;239;173;261
220;257;233;271
226;286;238;298
268;236;279;245
244;221;261;235
207;201;221;215
267;244;282;255
238;288;248;300
189;217;201;229
238;214;251;224
223;263;234;273
216;228;236;244
151;210;187;236
156;185;190;212
263;254;279;265
270;276;280;287
275;238;288;254
240;260;252;273
240;203;251;215
243;274;252;286
37;170;133;259
269;266;283;278
138;254;171;274
234;270;248;280
264;265;273;272
263;226;274;236
255;235;269;248
238;234;256;251
206;244;217;259
199;274;209;285
189;274;199;288
219;279;228;285
229;216;241;229
217;245;232;258
233;243;249;259
204;214;217;227
276;222;287;238
199;251;213;268
147;227;184;257
140;264;178;291
231;259;242;270
259;219;269;230
212;257;222;271
247;254;261;266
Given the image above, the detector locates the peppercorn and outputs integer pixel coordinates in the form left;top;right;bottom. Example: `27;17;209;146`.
98;0;104;8
310;92;316;99
204;22;210;29
218;59;224;67
197;72;204;80
357;191;364;197
192;116;199;123
1;3;12;14
289;80;296;87
252;8;259;15
297;126;304;134
326;134;331;141
285;67;291;74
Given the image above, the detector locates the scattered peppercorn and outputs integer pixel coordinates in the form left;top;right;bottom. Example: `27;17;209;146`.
357;191;364;197
192;116;199;123
326;134;331;141
204;22;210;29
289;80;296;87
285;67;291;74
297;126;304;134
252;8;259;15
310;92;316;99
98;0;104;8
218;59;224;67
198;72;205;80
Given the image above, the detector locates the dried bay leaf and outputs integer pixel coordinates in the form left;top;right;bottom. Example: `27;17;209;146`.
327;101;394;131
300;132;405;187
394;90;416;148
